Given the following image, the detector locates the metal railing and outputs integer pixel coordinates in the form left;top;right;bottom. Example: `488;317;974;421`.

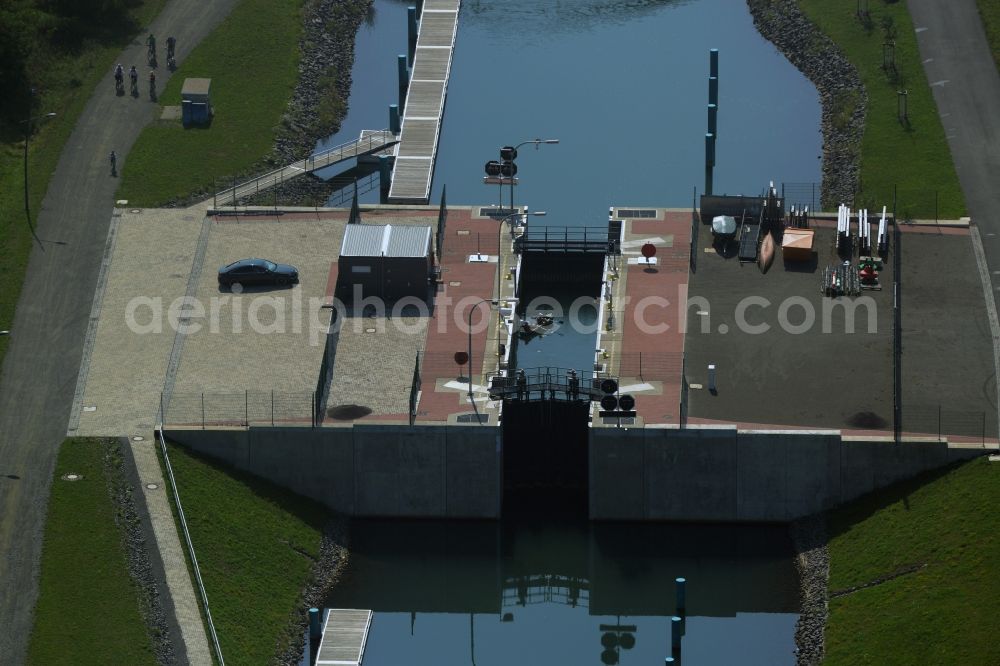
214;129;395;206
162;391;317;429
514;226;620;254
154;428;225;665
488;366;612;402
902;404;996;444
781;181;952;222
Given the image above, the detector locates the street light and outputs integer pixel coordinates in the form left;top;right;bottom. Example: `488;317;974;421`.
504;139;558;213
494;210;545;303
467;298;497;425
23;89;56;246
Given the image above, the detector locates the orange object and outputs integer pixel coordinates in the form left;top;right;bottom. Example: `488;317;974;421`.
782;229;815;262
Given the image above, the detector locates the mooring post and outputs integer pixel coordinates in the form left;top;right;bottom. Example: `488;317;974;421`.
708;76;718;107
389;103;400;134
675;577;687;614
379;154;392;203
671;616;683;655
309;607;321;640
408;7;418;65
710;47;718;78
398;54;409;112
704;133;715;196
707;103;717;137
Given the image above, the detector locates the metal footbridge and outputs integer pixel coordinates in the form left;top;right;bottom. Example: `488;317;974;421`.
212;129;397;206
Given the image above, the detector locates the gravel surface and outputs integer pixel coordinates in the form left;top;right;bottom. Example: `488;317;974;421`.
789;513;829;666
104;439;175;665
747;0;866;209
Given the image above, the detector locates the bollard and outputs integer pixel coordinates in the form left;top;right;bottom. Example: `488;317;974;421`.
389;104;400;134
309;607;321;640
708;364;717;393
708;76;718;106
707;104;717;137
379;154;392;203
671;616;683;654
676;577;687;614
398;55;409;111
408;7;418;64
710;48;719;78
665;659;676;665
704;133;715;196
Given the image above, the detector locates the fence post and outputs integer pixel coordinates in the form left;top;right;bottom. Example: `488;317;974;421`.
812;182;815;211
245;390;249;427
983;411;987;448
159;391;164;427
938;404;941;441
271;390;274;427
201;393;205;430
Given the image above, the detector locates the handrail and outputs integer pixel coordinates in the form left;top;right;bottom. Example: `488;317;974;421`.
214;129;395;205
155;426;226;665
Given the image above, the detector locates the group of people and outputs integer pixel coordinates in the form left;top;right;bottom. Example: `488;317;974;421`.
109;34;177;175
112;34;176;96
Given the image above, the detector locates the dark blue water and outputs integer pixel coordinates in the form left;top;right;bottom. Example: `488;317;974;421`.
324;519;800;666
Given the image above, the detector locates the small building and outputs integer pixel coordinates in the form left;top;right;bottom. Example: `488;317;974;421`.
337;224;433;302
181;78;213;127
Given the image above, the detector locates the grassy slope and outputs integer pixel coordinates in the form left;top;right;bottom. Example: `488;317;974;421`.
0;0;165;370
27;438;156;665
798;0;965;219
117;0;303;206
824;458;1000;665
978;0;1000;72
165;442;330;664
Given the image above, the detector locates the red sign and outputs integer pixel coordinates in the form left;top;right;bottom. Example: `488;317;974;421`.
641;243;657;259
454;351;469;366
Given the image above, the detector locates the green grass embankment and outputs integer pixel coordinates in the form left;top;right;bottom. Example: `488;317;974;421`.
978;0;1000;73
824;457;1000;665
163;441;333;664
798;0;965;219
0;0;165;370
27;438;157;665
118;0;303;206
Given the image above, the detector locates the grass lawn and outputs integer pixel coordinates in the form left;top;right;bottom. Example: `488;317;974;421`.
27;438;157;665
798;0;965;219
163;441;333;664
0;0;166;371
118;0;303;206
978;0;1000;73
824;457;1000;665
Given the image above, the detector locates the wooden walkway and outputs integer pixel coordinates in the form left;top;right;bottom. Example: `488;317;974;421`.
212;130;397;206
387;0;461;204
315;609;372;666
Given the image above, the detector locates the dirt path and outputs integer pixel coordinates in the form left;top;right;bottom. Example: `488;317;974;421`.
0;0;239;661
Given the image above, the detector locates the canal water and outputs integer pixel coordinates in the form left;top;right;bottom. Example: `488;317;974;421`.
315;2;819;661
324;519;800;665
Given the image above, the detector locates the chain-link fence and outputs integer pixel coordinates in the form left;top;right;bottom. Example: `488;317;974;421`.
782;182;959;222
162;391;316;429
903;405;996;445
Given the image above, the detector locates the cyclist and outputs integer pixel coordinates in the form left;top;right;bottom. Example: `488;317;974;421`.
129;65;138;93
166;36;176;59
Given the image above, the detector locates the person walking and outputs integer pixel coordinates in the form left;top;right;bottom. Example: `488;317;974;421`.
109;150;117;176
146;33;156;63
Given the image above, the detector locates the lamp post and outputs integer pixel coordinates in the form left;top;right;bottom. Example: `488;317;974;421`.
503;139;558;213
468;298;497;424
22;89;56;246
495;210;545;302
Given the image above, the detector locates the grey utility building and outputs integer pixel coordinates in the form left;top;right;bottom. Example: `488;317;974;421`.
337;224;433;302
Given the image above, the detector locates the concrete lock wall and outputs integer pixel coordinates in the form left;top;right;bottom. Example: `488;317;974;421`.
590;427;985;522
166;425;501;518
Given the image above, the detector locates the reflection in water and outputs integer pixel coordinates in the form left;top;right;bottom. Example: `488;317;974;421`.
326;519;799;665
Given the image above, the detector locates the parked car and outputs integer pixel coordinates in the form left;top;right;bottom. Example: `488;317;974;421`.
218;258;299;288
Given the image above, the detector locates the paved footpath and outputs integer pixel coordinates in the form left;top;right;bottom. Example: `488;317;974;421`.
907;0;1000;435
0;0;237;662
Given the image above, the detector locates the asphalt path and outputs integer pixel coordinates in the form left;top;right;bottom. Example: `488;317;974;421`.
0;0;238;660
907;0;1000;432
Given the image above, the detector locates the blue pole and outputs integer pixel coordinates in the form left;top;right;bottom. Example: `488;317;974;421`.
676;577;687;614
389;104;400;134
379;154;392;202
707;104;717;137
408;7;418;65
708;76;718;106
705;133;715;196
309;607;321;640
398;54;409;111
671;616;683;654
710;48;719;78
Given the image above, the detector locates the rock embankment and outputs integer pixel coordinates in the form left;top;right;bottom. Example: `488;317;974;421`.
747;0;866;209
789;513;829;666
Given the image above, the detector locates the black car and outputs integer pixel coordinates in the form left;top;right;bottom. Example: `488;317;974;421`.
218;258;299;288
